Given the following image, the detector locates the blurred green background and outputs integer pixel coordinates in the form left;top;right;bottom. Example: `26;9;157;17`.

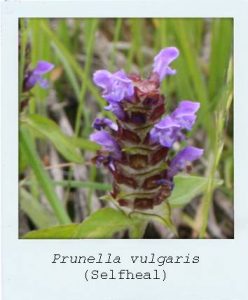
19;18;233;238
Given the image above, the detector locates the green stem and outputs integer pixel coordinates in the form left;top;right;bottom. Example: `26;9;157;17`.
199;113;224;237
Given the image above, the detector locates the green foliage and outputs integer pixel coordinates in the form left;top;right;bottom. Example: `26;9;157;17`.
23;224;79;239
168;175;222;207
22;114;84;163
20;188;58;229
23;208;135;239
20;128;71;224
23;205;173;239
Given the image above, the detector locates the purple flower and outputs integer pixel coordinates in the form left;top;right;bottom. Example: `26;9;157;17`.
90;46;204;211
150;100;200;147
168;146;204;178
90;131;121;159
93;69;134;103
24;61;54;91
150;116;181;147
93;117;118;131
171;101;200;130
152;47;179;82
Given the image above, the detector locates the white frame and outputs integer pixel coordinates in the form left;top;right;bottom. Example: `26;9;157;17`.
1;1;248;299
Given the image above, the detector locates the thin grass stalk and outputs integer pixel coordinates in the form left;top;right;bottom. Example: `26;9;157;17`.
20;127;71;224
109;18;122;71
75;19;99;136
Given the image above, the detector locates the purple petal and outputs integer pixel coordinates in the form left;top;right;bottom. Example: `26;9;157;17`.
23;61;54;91
168;146;204;177
93;117;118;131
152;47;179;82
150;116;181;147
155;115;180;129
33;61;54;75
93;69;134;102
24;73;41;90
104;103;125;120
171;101;200;130
90;131;121;159
93;70;112;90
37;77;49;89
149;100;200;147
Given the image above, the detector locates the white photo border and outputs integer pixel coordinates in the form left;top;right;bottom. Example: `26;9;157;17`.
1;1;248;299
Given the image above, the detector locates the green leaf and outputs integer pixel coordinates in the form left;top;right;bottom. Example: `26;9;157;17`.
73;208;134;238
23;224;78;239
168;175;222;207
129;202;177;235
23;208;135;239
20;188;58;229
129;219;148;239
23;114;83;163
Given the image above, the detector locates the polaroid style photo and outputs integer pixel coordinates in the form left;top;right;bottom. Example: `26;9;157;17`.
1;0;248;299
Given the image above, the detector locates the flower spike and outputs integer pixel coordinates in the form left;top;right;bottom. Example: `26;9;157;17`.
90;47;203;210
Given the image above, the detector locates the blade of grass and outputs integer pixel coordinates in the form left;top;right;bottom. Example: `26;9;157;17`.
86;165;97;214
57;19;71;51
197;59;233;238
20;127;71;224
127;19;144;73
172;19;208;118
75;19;99;136
49;40;81;104
109;18;123;71
53;180;111;191
208;19;233;109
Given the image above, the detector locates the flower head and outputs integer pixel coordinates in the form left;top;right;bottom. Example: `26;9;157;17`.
23;61;54;92
90;47;203;210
